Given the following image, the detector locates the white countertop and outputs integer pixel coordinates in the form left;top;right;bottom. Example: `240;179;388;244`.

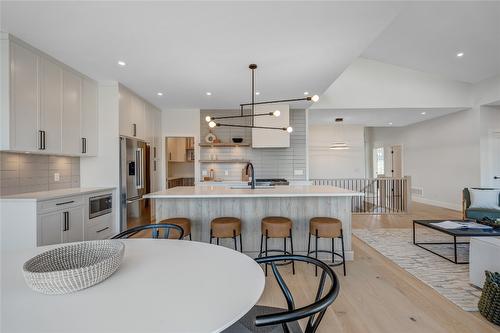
0;187;116;201
145;185;363;199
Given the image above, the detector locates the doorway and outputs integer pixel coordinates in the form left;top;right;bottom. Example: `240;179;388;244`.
165;137;195;188
491;131;500;187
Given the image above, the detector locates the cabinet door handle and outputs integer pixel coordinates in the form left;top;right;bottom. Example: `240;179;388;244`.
38;130;43;150
96;226;110;233
133;123;137;137
63;211;69;231
56;200;75;206
82;137;87;154
43;131;46;150
153;147;157;158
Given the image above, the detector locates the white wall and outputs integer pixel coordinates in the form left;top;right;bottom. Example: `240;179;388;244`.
161;109;200;187
366;108;481;210
308;125;366;179
313;58;473;110
80;82;120;232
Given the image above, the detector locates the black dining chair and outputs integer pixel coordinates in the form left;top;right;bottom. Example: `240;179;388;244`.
111;223;184;240
224;255;340;333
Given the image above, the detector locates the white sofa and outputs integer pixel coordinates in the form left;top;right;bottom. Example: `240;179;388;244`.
469;237;500;288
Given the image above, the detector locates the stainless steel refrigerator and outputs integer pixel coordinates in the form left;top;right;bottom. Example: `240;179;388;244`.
120;137;151;231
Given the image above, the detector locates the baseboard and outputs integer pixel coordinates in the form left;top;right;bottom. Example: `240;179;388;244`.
412;197;461;211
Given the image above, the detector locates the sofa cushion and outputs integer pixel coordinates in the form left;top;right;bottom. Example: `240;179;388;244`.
466;208;500;221
469;189;500;210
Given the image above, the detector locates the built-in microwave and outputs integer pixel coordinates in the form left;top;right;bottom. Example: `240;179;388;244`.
89;194;112;219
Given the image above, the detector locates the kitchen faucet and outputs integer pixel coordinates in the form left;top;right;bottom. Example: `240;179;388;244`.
245;162;256;189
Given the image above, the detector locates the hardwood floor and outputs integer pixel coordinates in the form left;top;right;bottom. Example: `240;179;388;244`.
256;202;499;333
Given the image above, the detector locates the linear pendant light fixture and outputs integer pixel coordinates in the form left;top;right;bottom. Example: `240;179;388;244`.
206;64;320;132
330;118;350;150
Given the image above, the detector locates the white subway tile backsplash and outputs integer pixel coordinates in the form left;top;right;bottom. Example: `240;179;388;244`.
0;152;80;196
199;109;307;181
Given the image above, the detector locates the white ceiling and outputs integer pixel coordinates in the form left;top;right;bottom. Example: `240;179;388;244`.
307;108;466;127
0;1;400;109
362;1;500;84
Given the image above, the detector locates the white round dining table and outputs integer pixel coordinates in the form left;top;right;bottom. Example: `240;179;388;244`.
1;239;265;333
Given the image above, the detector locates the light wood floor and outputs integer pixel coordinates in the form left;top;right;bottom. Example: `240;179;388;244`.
257;202;499;333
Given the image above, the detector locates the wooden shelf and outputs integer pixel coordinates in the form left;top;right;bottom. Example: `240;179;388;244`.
199;143;250;148
199;160;250;163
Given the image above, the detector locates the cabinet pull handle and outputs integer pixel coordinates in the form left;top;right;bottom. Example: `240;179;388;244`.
63;211;69;231
154;160;156;171
82;137;87;154
96;226;110;233
153;147;157;158
38;130;43;150
133;123;137;137
43;131;46;150
56;200;75;206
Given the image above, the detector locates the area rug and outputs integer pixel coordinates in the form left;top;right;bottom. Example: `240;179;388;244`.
353;228;482;311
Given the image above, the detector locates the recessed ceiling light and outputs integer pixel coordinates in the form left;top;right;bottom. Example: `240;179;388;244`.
206;92;212;96
117;60;126;66
421;111;426;115
388;122;393;126
157;92;163;96
456;52;464;58
304;91;309;95
255;91;260;96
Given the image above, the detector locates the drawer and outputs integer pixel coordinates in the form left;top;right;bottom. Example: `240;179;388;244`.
85;213;114;240
38;195;84;214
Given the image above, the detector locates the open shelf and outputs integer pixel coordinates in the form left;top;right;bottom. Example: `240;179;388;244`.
199;143;250;148
199;160;250;163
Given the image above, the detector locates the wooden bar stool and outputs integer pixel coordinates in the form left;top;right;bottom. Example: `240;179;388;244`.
210;217;242;252
159;217;192;240
259;216;295;275
307;217;346;276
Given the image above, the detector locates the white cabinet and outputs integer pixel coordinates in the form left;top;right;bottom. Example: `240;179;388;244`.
38;211;63;246
0;34;98;156
40;57;62;154
62;69;82;155
252;104;290;148
81;78;98;156
37;205;84;246
9;41;39;151
119;85;145;139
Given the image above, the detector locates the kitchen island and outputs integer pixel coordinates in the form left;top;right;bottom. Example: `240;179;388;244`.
145;185;363;260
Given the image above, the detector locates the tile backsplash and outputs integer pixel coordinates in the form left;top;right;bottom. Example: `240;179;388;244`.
199;109;307;181
0;152;80;196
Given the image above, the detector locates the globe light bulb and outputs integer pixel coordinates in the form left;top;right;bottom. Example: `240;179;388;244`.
273;110;281;117
205;116;212;122
311;95;320;102
208;121;217;128
286;126;293;133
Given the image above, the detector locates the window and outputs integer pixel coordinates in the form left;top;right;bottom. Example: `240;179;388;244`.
374;147;385;177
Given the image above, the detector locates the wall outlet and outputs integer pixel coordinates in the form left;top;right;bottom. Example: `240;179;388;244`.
202;170;208;176
294;169;304;176
54;173;60;182
224;170;229;176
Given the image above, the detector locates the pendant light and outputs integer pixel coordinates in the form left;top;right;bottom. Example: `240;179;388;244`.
329;118;350;150
206;64;319;131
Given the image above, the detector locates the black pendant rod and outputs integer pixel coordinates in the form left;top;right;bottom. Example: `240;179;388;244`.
240;96;312;107
210;112;276;121
216;123;287;131
251;64;256;126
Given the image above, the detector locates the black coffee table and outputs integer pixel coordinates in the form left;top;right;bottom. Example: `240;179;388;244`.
413;220;500;264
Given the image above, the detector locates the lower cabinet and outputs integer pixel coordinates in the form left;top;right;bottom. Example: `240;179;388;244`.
38;205;85;246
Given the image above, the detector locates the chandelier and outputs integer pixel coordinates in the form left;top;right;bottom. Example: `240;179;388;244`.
205;64;319;132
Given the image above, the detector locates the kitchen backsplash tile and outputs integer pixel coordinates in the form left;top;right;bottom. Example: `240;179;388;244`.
199;109;307;181
0;152;80;196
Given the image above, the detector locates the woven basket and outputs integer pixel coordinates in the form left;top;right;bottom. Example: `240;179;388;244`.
23;240;125;295
478;271;500;325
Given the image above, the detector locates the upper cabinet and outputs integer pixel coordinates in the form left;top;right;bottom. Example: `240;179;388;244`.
0;33;98;156
119;85;146;139
252;104;290;148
